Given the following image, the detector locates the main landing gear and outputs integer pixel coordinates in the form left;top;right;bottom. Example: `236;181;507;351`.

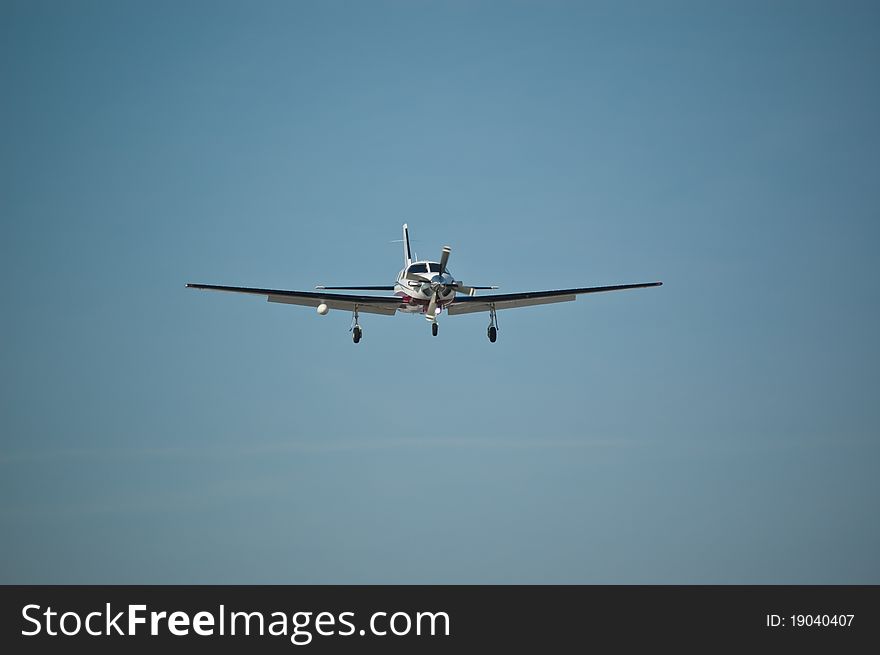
487;305;498;343
351;306;363;344
432;322;439;337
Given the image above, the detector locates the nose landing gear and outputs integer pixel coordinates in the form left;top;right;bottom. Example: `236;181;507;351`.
487;305;498;343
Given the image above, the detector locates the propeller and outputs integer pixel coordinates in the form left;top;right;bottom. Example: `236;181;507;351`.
451;283;481;296
401;245;498;319
425;246;452;321
438;246;451;274
426;290;439;321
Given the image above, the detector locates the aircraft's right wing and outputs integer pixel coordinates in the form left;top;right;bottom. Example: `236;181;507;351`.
446;282;662;315
186;284;403;315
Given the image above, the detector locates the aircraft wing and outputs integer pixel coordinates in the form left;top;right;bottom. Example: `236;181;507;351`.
186;283;403;315
446;282;662;316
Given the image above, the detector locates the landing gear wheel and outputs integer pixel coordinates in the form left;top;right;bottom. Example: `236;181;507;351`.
432;323;439;337
351;306;363;343
488;325;497;343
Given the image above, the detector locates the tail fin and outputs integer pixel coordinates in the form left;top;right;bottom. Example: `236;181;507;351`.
402;223;412;266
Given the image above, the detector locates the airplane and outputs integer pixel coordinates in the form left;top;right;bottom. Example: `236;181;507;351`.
187;224;662;343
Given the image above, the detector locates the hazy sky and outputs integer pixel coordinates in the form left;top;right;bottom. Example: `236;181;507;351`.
2;0;878;583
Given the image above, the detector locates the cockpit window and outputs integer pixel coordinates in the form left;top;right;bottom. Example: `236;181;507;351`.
407;262;448;274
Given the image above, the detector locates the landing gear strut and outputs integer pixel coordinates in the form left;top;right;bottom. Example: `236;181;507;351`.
351;306;363;344
487;305;498;343
432;322;439;337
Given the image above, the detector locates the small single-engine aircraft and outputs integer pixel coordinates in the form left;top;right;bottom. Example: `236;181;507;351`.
187;224;661;343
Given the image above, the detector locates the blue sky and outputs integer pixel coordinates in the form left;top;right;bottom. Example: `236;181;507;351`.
2;0;878;582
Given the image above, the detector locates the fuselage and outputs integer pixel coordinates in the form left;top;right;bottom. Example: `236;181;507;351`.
394;260;457;314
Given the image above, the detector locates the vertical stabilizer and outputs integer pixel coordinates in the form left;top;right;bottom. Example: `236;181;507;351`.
402;223;412;266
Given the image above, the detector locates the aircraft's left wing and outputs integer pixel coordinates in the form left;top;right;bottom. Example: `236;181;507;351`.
186;283;403;315
446;282;662;315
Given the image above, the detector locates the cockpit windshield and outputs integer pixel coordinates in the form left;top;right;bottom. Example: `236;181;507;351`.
407;262;446;274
